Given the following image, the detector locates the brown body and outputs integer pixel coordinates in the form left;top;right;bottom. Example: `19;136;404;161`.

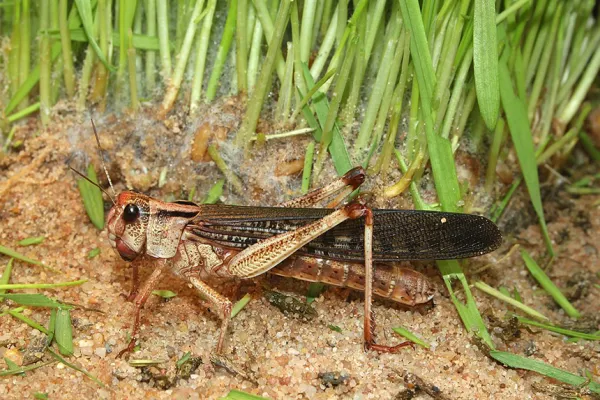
106;167;501;356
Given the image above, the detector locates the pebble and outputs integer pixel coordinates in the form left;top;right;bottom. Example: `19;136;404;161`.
93;332;104;347
95;347;107;358
79;339;94;356
299;383;317;397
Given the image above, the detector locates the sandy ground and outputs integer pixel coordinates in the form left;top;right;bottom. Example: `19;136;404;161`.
0;107;598;399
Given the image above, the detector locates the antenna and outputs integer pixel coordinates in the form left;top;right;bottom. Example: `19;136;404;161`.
69;166;116;205
90;118;117;199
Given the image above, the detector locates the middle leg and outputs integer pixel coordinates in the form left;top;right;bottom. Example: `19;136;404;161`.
362;208;411;353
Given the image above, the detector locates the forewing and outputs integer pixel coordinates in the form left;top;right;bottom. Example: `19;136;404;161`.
190;205;502;261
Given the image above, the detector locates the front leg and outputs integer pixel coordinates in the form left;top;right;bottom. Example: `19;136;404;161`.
117;264;165;358
187;277;232;353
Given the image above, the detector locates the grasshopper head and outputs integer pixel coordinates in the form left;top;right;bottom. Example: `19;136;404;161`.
107;192;151;261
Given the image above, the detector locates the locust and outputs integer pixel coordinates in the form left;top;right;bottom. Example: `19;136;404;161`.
83;123;502;357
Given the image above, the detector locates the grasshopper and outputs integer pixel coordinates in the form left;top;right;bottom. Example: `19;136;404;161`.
85;124;502;357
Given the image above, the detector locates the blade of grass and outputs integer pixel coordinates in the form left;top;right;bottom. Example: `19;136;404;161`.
300;65;352;176
235;0;292;147
190;0;217;113
313;33;357;179
39;0;52;125
161;0;206;115
77;164;105;230
0;245;58;273
306;283;325;304
18;236;46;246
231;293;252;318
74;0;114;71
301;142;315;194
221;390;269;400
473;0;499;130
47;348;106;387
0;259;14;301
55;309;73;356
128;359;167;367
205;0;237;102
207;146;244;196
7;102;41;123
7;309;50;334
499;61;553;257
0;360;56;377
202;179;225;204
521;250;580;318
0;279;87;290
392;327;430;348
236;0;248;93
152;290;177;299
579;132;600;162
88;248;101;258
5;42;61;115
515;316;600;341
474;281;549;321
490;351;600;394
1;293;67;308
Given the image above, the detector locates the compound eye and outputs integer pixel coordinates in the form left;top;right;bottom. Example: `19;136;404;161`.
123;203;140;223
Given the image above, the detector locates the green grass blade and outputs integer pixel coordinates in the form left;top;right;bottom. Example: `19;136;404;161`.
0;279;87;290
18;236;45;246
300;65;352;176
151;290;177;299
207;145;244;195
231;293;252;318
521;250;580;318
1;293;65;308
235;0;292;147
202;179;225;204
490;351;600;394
5;43;61;115
473;0;499;130
221;389;269;400
499;62;553;256
0;245;58;273
74;0;114;72
392;327;430;348
306;282;325;304
47;348;105;387
474;281;549;321
515;316;600;340
87;248;101;258
7;309;51;334
0;259;14;301
579;131;600;162
55;309;73;356
0;360;56;377
205;0;237;102
301;142;315;194
76;164;105;230
398;0;435;103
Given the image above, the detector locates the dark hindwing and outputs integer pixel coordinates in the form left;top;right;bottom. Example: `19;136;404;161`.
188;204;502;262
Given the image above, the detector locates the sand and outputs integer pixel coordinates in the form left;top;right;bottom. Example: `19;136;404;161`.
0;108;598;399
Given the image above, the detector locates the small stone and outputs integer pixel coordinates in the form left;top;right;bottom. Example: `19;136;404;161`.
92;332;104;347
287;348;299;355
94;347;107;358
79;339;94;356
